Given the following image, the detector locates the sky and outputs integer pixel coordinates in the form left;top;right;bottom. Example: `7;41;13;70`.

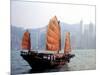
11;0;95;29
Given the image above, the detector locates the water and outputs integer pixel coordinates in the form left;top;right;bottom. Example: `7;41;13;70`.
11;49;96;75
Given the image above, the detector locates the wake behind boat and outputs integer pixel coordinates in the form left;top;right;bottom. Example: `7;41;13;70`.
20;16;75;70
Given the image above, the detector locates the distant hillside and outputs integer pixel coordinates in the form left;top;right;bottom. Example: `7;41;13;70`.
11;22;96;50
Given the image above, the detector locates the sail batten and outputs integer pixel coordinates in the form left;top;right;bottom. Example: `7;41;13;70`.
47;36;58;44
46;16;61;52
48;28;58;40
49;23;59;35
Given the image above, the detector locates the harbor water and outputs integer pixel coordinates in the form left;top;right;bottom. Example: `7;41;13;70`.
11;49;96;75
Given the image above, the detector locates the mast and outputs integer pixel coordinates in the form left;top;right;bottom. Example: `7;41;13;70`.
21;30;31;51
64;32;71;54
46;16;61;53
56;20;61;53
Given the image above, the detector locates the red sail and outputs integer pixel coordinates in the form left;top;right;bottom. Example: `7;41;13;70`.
64;32;71;54
46;16;61;53
21;30;31;51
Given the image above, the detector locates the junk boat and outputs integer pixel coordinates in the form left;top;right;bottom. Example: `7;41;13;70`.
20;16;75;70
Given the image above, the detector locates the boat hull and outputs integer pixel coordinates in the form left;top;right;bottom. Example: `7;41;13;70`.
21;51;75;70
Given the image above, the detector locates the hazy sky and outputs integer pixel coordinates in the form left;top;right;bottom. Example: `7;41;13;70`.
11;0;95;29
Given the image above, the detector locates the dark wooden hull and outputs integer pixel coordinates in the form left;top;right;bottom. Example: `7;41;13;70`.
20;51;75;70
